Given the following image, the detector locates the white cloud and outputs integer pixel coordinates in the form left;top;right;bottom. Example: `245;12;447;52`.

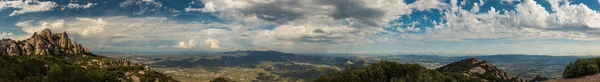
186;2;216;12
0;0;57;16
204;38;220;49
63;3;95;10
184;6;201;12
173;39;197;49
0;32;14;38
198;0;448;45
397;0;600;41
15;16;223;48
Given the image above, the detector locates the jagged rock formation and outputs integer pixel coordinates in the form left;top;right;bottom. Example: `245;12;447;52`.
0;29;91;56
0;29;178;82
437;58;527;82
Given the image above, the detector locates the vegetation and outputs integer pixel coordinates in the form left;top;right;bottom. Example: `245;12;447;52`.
210;77;235;82
314;60;479;82
530;75;549;82
0;54;177;82
563;57;600;78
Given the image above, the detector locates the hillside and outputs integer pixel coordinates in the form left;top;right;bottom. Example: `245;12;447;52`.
0;29;177;82
381;54;586;79
436;58;527;82
316;58;527;82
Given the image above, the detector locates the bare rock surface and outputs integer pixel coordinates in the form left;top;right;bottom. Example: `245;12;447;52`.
0;29;91;56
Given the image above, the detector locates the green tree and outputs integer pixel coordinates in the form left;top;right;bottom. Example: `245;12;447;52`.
563;58;600;78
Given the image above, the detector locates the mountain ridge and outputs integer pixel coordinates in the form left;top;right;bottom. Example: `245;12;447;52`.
437;58;527;82
0;29;178;82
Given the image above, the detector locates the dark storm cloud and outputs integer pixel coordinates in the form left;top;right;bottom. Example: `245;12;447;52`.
240;0;385;27
318;0;385;27
313;29;325;33
240;0;305;24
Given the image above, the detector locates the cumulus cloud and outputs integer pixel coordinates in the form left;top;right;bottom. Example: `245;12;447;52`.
0;0;57;16
198;0;447;45
173;39;197;49
397;0;600;41
0;32;14;38
14;16;227;48
204;38;220;49
5;0;600;53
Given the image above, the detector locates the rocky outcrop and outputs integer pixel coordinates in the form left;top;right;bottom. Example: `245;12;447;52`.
437;58;527;82
530;75;549;82
0;29;92;56
0;29;178;82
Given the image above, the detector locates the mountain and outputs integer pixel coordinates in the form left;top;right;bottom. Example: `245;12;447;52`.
315;58;530;82
118;50;366;82
0;29;177;82
381;54;588;79
314;60;479;82
436;58;527;82
152;50;366;68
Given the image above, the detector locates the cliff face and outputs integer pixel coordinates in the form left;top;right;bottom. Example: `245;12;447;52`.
437;58;527;82
0;29;91;56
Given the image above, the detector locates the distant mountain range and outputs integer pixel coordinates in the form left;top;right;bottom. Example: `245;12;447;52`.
0;29;177;82
126;50;365;81
114;50;598;82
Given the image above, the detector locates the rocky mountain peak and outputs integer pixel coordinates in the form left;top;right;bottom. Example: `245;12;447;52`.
437;58;527;82
0;29;91;56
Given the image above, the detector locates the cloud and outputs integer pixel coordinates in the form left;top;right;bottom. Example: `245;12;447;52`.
312;29;325;33
397;0;600;41
186;1;216;12
204;38;220;49
184;6;201;12
173;39;197;49
198;0;447;45
0;32;14;38
119;0;163;15
14;16;228;48
0;0;57;16
63;3;95;10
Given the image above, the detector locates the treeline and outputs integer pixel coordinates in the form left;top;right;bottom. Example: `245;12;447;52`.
0;55;175;82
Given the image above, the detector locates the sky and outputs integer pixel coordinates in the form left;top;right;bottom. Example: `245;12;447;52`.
1;0;600;55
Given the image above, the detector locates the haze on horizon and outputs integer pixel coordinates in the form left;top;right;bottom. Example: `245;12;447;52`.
1;0;600;55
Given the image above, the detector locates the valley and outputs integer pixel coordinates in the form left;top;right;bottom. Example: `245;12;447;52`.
102;51;592;82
